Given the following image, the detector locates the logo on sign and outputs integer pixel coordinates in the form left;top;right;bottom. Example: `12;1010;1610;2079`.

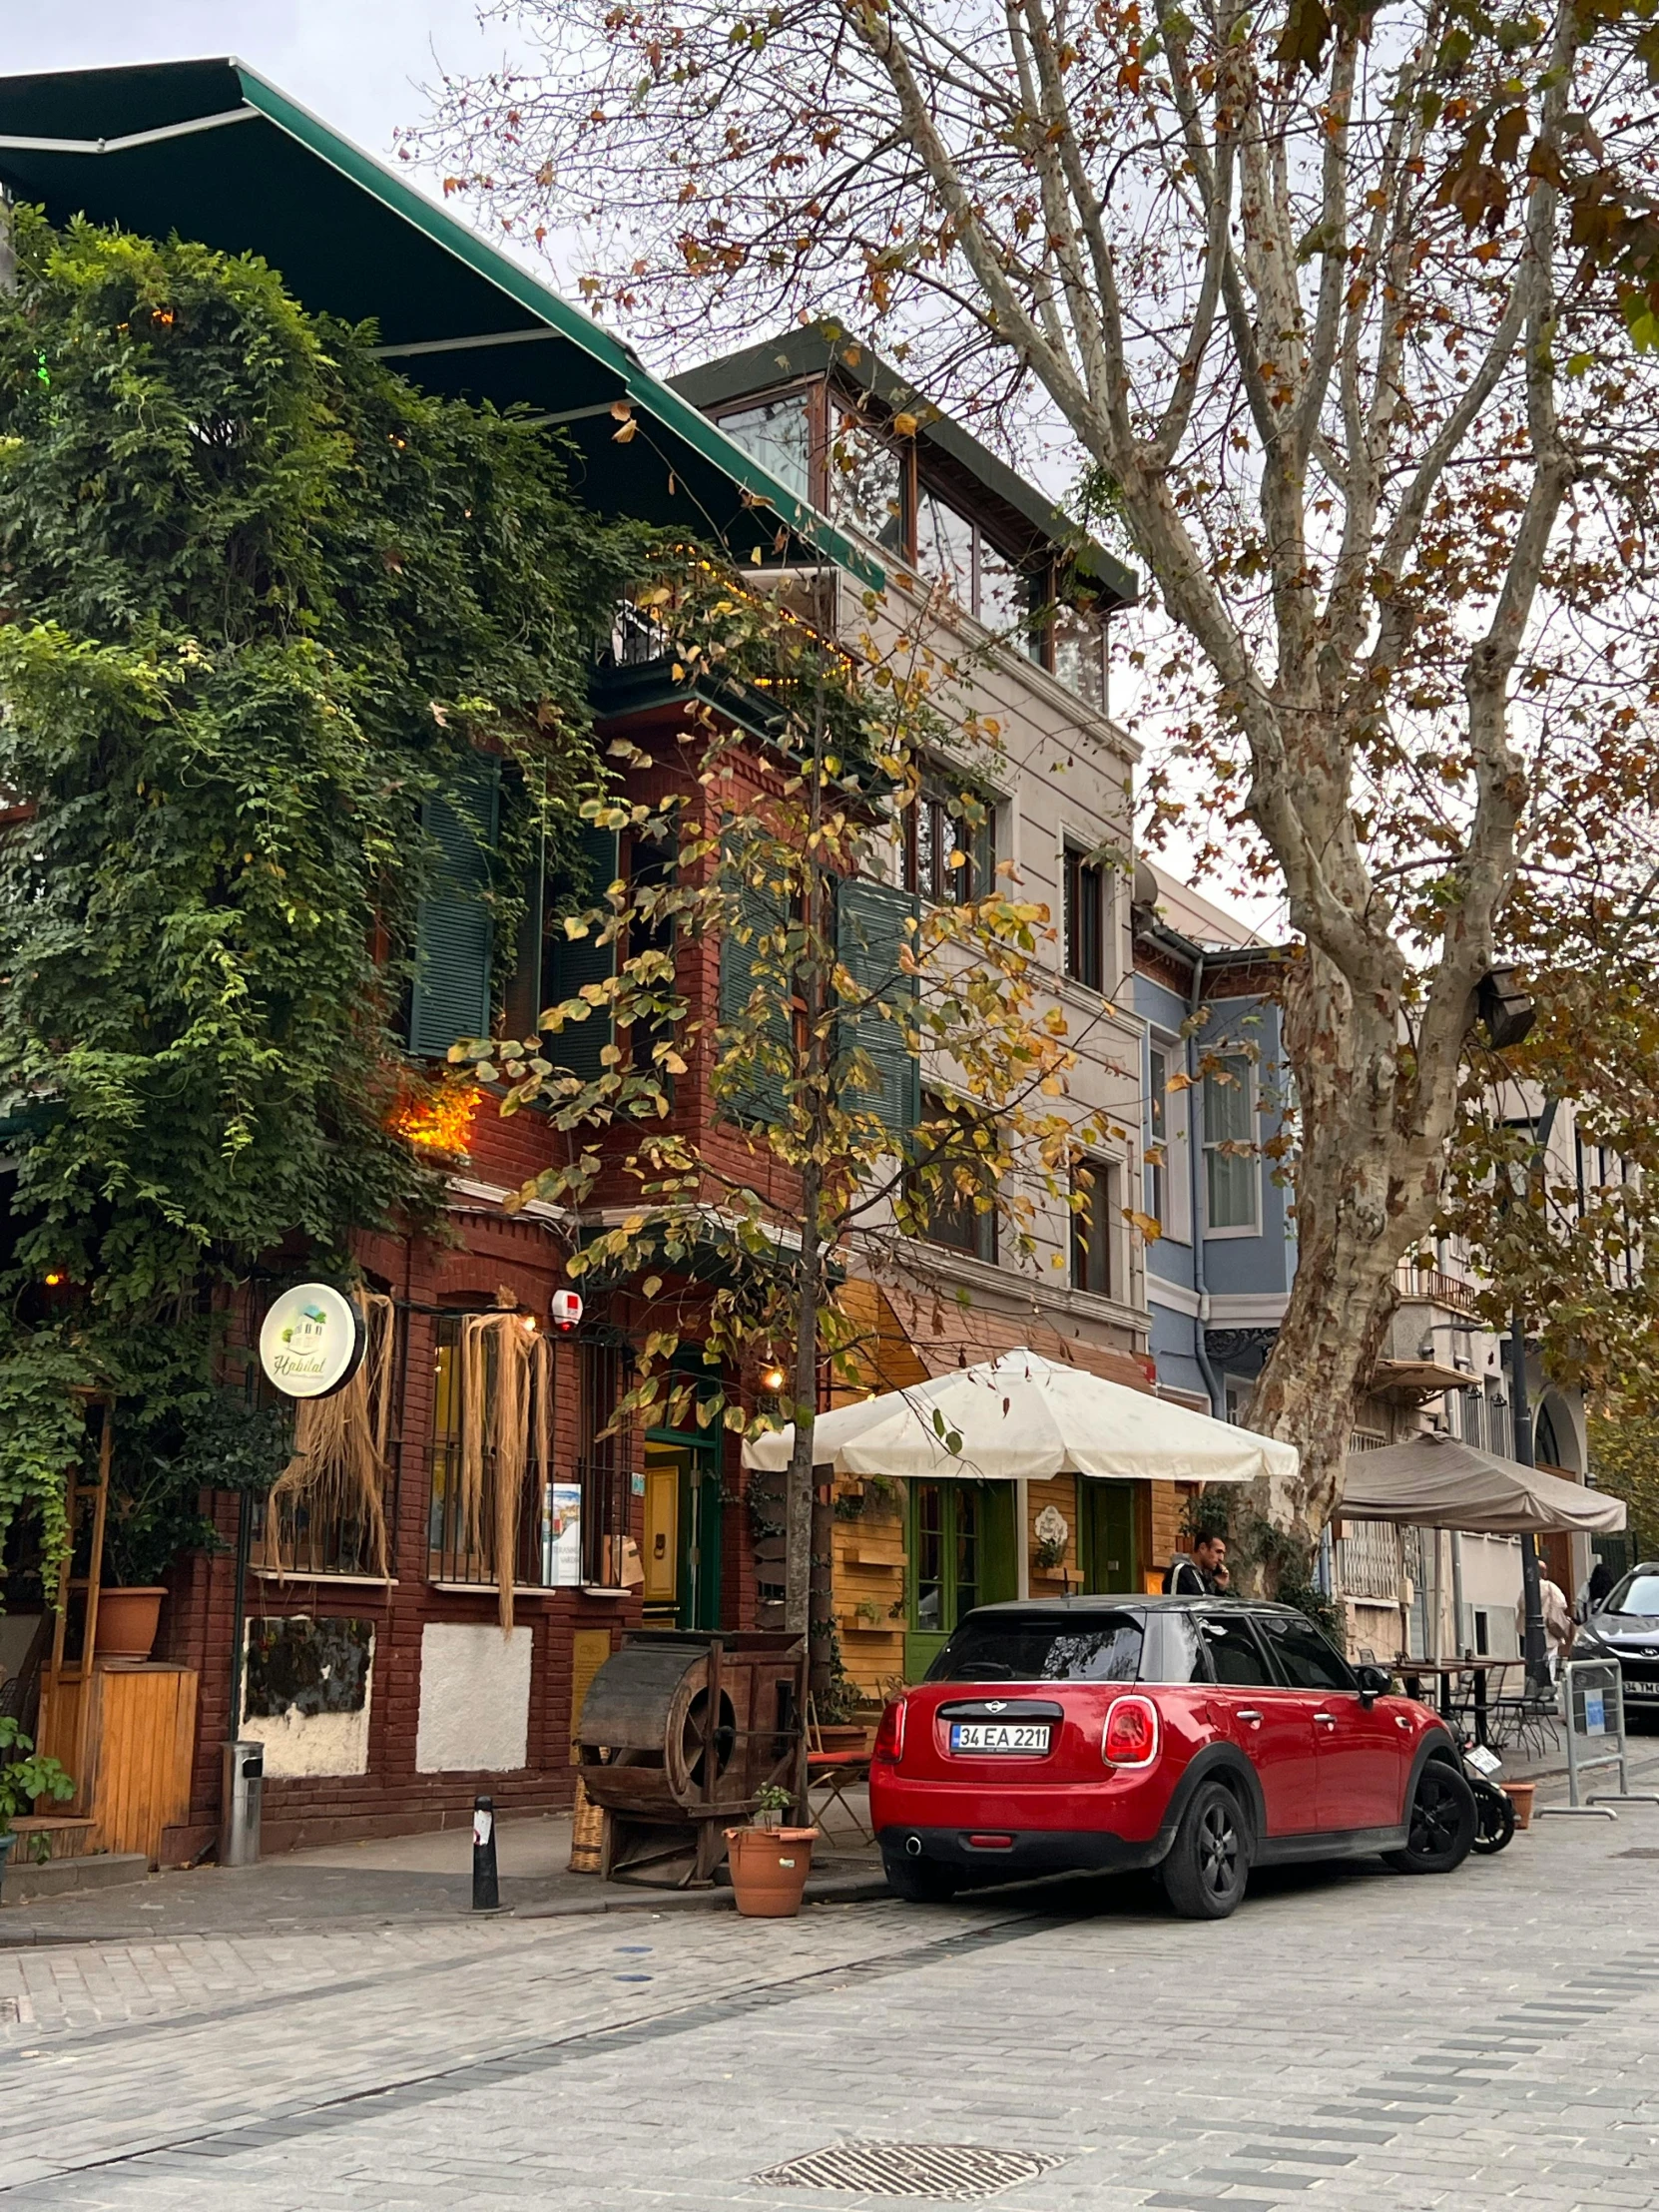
258;1283;365;1399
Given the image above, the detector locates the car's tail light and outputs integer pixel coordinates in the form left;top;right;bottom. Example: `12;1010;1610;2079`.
872;1695;907;1764
1102;1695;1160;1768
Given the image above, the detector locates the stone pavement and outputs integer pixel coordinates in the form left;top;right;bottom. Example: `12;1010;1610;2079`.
0;1792;882;1944
4;1781;1659;2210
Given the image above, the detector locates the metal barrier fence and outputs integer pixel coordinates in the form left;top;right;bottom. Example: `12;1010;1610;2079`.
1537;1658;1659;1820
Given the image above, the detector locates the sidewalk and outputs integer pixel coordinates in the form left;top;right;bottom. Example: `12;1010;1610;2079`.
0;1796;884;1945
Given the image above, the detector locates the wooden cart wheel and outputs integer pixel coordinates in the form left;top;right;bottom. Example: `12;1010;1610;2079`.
679;1687;737;1790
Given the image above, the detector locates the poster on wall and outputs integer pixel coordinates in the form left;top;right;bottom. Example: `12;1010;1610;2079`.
545;1481;582;1587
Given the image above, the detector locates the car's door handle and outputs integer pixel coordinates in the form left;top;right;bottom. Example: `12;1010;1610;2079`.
1235;1709;1263;1725
1393;1714;1412;1731
1315;1712;1338;1728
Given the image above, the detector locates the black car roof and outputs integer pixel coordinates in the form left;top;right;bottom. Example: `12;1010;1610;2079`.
959;1596;1305;1619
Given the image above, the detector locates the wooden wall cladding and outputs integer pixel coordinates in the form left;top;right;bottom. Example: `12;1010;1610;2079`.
81;1663;199;1866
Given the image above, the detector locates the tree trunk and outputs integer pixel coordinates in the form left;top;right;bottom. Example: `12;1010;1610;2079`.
1242;943;1457;1576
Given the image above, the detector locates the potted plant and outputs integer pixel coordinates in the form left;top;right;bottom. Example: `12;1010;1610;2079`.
0;1717;75;1901
99;1391;288;1661
724;1783;819;1918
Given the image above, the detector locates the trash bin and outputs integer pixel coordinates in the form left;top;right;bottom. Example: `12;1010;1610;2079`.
220;1739;264;1867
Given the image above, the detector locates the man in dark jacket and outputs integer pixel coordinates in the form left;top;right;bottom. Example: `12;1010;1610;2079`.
1164;1534;1228;1595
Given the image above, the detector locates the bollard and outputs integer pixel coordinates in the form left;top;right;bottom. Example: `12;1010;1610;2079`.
472;1793;499;1911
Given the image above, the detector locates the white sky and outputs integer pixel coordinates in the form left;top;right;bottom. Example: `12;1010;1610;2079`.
6;2;505;179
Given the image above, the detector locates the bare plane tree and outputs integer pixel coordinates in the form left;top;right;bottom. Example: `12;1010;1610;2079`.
417;0;1659;1565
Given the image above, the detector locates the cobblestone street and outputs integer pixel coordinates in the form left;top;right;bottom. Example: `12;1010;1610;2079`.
5;1805;1659;2211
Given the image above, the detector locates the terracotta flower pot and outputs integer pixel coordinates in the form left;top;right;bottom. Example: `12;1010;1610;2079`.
95;1586;166;1661
724;1824;819;1918
1502;1780;1536;1831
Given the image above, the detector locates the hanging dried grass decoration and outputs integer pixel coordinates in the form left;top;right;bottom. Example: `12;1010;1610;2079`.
458;1297;553;1634
268;1290;394;1579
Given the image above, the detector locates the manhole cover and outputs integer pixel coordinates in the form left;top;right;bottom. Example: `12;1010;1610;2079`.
755;2141;1065;2200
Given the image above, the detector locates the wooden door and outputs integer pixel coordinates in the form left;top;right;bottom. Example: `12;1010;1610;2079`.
1082;1480;1140;1593
642;1447;680;1615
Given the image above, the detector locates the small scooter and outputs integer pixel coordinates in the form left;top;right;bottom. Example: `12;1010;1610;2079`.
1461;1736;1516;1854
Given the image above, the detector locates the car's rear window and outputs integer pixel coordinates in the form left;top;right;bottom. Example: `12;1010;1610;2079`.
924;1612;1145;1684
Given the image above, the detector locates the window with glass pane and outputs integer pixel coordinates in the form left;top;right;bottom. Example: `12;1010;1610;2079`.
1147;1045;1168;1231
1053;605;1106;712
916;485;975;607
1203;1053;1258;1230
1199;1614;1276;1686
927;1610;1144;1683
577;1336;629;1587
954;1487;979;1618
1071;1159;1115;1297
426;1314;550;1587
977;535;1032;642
1258;1612;1355;1692
1063;845;1106;990
716;391;813;505
906;777;993;905
829;412;904;552
906;1094;997;1262
428;1312;488;1579
915;1481;945;1631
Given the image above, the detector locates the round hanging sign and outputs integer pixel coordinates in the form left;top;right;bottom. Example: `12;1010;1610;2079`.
258;1283;365;1400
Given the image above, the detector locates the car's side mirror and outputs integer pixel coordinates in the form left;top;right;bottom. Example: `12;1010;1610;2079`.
1355;1663;1392;1708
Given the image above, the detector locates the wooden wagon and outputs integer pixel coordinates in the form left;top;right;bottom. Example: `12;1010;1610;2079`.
574;1629;807;1886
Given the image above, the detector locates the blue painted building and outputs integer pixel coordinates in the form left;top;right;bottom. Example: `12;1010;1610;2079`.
1129;863;1295;1417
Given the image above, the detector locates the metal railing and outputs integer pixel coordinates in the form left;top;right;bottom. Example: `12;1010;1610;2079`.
1395;1263;1481;1315
1538;1658;1659;1819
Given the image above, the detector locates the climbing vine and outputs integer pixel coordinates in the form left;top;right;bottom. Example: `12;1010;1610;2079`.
0;210;647;1593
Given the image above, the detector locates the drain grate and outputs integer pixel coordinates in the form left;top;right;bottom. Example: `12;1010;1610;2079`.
756;2141;1064;2201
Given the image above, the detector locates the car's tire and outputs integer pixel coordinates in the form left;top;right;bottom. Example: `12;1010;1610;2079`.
881;1853;960;1904
1159;1780;1251;1921
1383;1760;1478;1875
1469;1775;1516;1856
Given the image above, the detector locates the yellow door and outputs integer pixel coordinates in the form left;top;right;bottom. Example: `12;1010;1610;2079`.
642;1447;680;1613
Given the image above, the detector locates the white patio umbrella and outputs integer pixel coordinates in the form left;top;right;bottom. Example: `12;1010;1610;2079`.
742;1348;1296;1487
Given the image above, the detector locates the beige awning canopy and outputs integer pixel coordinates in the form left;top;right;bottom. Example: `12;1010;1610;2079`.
1341;1433;1626;1535
743;1349;1298;1487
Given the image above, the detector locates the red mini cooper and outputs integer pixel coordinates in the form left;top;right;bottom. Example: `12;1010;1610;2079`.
869;1597;1476;1918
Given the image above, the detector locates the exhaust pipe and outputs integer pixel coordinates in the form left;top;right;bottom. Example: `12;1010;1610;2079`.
904;1834;923;1858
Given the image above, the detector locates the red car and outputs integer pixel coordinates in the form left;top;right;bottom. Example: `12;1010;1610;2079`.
870;1596;1476;1918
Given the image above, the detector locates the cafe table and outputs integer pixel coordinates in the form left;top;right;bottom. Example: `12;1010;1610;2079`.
1391;1655;1520;1747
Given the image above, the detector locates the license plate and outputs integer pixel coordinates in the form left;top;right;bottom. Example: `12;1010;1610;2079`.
949;1722;1051;1756
1624;1679;1659;1698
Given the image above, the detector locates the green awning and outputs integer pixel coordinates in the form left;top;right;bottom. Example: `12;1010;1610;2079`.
0;58;882;588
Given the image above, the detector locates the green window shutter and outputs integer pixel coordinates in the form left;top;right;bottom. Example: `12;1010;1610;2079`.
835;874;919;1140
541;822;620;1087
718;876;793;1125
408;756;499;1058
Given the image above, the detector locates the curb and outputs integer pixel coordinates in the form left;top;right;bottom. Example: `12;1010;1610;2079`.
0;1871;893;1946
512;1871;891;1920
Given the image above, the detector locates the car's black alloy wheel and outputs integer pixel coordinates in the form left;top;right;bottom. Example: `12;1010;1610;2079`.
1383;1762;1477;1875
1161;1780;1250;1920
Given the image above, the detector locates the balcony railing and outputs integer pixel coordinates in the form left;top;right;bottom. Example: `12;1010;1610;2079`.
1395;1263;1480;1316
